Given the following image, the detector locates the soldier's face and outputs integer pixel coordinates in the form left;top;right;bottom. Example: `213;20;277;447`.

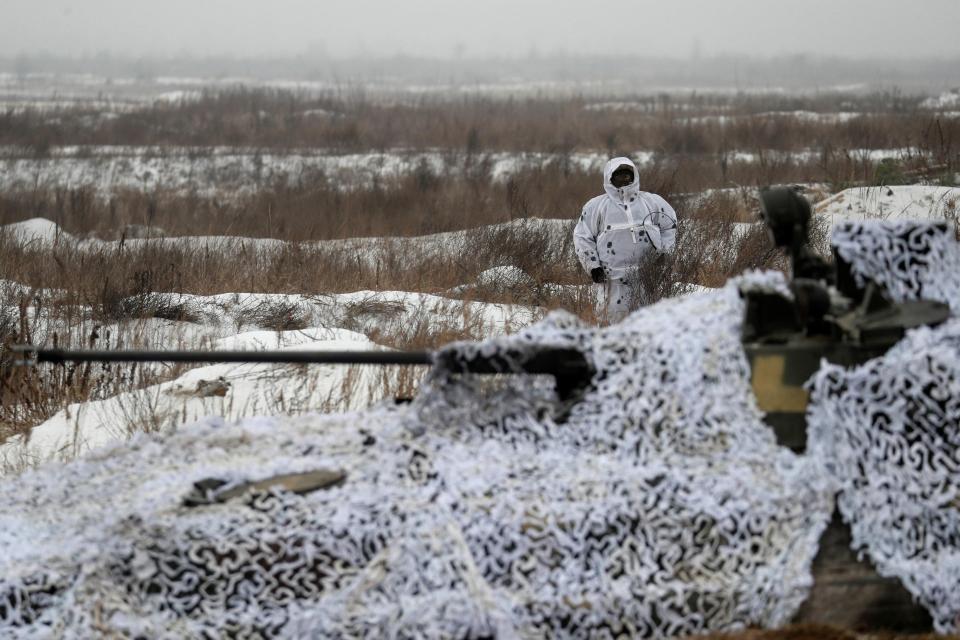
611;167;634;188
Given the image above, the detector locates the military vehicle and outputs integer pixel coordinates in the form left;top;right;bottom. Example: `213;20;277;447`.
743;187;950;449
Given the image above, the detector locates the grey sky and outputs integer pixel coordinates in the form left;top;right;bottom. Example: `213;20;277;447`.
3;0;959;59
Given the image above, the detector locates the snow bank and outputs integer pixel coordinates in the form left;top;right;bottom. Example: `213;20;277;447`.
0;146;610;196
815;185;960;228
1;217;65;245
0;327;379;469
921;88;960;110
0;215;576;272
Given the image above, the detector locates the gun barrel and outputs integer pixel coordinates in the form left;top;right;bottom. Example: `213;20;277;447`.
11;346;434;366
11;345;595;400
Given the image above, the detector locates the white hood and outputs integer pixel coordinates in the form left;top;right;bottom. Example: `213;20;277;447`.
602;156;640;204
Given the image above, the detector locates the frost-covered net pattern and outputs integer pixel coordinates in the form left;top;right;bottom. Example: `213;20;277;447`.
832;220;960;310
807;321;960;633
805;220;960;633
0;275;835;639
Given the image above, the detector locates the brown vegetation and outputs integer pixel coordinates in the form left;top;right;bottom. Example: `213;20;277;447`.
1;88;957;160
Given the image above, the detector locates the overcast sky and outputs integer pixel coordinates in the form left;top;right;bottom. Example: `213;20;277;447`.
3;0;959;59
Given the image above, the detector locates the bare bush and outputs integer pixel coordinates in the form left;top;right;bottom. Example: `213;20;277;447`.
234;299;311;331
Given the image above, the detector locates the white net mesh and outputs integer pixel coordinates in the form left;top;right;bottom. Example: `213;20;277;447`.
0;273;835;639
831;220;960;311
807;221;960;634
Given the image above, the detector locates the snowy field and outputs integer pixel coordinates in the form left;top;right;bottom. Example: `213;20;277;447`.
0;146;614;196
0;145;931;197
2;222;959;636
4;45;960;638
0;279;542;471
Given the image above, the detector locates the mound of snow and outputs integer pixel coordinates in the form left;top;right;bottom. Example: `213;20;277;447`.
0;327;381;469
0;218;71;245
474;265;535;291
815;185;959;228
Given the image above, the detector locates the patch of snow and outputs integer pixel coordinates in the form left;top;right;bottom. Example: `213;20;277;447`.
583;101;653;112
723;148;917;165
815;185;960;229
0;327;382;468
680;111;863;125
301;108;340;118
474;266;535;290
1;217;67;245
155;90;202;103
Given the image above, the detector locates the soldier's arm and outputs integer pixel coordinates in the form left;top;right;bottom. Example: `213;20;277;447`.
653;196;678;254
573;200;604;273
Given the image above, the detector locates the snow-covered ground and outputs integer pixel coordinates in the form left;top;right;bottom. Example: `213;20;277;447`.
0;286;541;472
0;215;576;274
920;88;960;110
0;144;933;197
815;185;960;227
1;327;376;469
0;146;613;196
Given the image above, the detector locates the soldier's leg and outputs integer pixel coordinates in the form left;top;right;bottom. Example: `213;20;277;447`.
606;280;633;324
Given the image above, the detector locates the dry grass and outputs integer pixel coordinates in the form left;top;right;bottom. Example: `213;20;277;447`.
1;88;957;160
0;159;672;240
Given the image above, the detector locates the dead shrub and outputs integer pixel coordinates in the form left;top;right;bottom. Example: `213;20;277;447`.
234;299;312;332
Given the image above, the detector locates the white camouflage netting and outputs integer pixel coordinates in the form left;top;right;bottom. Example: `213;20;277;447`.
1;220;959;638
831;220;960;311
0;272;836;639
808;220;960;633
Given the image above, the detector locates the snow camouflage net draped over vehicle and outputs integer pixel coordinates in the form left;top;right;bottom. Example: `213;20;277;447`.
1;220;959;638
0;272;837;639
831;219;960;312
808;220;960;634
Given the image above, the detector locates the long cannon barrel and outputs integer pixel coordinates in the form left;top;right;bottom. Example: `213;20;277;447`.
11;346;434;366
10;345;595;399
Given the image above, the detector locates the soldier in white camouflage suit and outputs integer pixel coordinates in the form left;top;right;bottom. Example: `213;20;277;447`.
574;157;678;323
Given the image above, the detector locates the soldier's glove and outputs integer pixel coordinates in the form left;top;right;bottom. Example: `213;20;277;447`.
590;267;606;284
